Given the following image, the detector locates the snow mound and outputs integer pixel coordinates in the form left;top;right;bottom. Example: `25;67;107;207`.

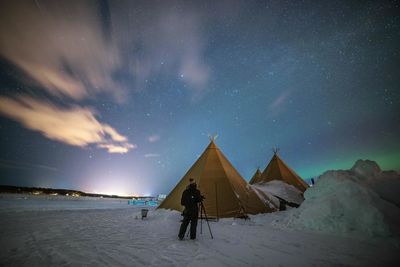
279;160;400;238
351;159;381;179
368;170;400;207
351;159;400;207
253;180;304;206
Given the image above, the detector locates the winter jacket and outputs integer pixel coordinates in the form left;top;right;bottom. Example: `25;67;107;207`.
181;183;202;215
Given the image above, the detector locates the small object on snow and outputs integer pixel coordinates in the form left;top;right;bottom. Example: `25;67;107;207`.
141;209;148;219
274;195;300;209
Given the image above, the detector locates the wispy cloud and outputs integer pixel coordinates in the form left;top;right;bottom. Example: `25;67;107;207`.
144;153;160;158
0;159;57;172
0;97;135;154
0;1;210;100
269;91;290;110
0;1;125;102
113;5;210;93
147;135;161;143
0;1;211;153
98;143;136;154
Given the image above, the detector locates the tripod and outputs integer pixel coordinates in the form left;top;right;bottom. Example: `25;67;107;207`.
199;200;214;239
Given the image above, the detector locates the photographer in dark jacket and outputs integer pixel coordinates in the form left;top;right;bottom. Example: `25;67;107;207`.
178;178;202;240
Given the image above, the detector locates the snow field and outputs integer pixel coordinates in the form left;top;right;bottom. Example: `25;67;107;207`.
1;160;399;266
1;200;399;266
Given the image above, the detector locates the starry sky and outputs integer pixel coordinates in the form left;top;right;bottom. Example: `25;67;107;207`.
0;0;399;196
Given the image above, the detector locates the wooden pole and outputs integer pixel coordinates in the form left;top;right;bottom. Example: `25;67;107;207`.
215;182;219;221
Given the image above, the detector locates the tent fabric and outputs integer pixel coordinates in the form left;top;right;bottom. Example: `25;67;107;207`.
158;141;276;218
249;168;262;184
253;153;309;192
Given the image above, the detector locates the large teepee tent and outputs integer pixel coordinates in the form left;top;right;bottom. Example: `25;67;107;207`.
251;150;309;192
158;140;276;218
249;168;262;184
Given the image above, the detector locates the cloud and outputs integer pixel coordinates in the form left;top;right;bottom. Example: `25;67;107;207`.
0;159;57;172
144;153;160;158
0;1;210;101
269;91;290;110
111;2;210;92
0;1;126;102
147;135;161;143
0;96;135;154
98;143;136;154
0;1;210;152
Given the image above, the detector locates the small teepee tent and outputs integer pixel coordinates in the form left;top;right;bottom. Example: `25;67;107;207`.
158;139;276;218
252;149;309;192
249;168;262;184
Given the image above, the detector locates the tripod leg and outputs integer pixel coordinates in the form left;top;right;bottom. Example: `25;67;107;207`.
205;215;213;239
201;202;214;239
200;205;203;234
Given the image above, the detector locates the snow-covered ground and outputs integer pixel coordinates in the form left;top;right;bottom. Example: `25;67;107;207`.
1;160;399;266
0;196;398;266
0;194;131;212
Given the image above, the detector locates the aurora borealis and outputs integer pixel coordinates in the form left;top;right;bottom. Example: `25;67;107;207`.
0;0;399;196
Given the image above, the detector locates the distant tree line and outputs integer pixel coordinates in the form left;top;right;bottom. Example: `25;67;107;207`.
0;185;148;199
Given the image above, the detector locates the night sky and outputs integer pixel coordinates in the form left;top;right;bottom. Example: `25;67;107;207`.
0;0;399;196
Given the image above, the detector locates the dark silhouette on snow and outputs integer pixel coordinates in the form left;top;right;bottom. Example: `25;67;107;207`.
178;179;202;240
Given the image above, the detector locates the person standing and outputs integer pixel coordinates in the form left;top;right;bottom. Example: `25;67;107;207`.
178;178;202;240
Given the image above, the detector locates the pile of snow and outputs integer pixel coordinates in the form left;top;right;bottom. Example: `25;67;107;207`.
253;180;304;206
350;160;400;208
351;159;382;179
368;170;400;207
279;160;400;238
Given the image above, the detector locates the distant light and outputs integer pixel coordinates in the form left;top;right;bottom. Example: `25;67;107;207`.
157;194;166;201
92;190;132;197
